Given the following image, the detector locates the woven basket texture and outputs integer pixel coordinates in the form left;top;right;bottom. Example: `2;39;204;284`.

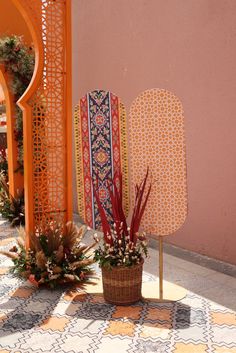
101;259;143;305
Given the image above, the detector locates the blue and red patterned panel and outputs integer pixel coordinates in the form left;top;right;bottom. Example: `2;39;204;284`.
74;90;129;229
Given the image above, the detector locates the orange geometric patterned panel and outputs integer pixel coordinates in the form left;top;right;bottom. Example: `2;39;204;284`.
129;88;188;236
17;0;69;233
31;0;68;232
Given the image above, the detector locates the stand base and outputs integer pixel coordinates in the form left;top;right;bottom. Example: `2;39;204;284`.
142;280;187;302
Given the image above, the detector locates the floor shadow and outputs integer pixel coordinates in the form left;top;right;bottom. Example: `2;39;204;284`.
0;283;64;338
66;293;192;330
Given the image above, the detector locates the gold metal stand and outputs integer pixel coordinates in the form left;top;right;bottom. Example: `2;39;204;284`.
159;236;163;300
142;236;187;302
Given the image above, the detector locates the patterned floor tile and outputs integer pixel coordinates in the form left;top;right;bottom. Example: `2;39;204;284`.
1;311;43;332
0;331;25;350
140;321;171;339
59;332;98;353
105;320;136;337
213;346;236;353
94;336;133;353
68;317;105;335
173;342;208;353
24;299;52;314
19;331;62;352
40;316;71;332
211;327;236;345
211;312;236;326
10;287;36;299
0;297;22;313
112;306;142;320
134;339;171;353
145;307;172;322
175;325;207;343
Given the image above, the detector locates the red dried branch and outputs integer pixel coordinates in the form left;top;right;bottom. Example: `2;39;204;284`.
93;182;113;245
93;168;151;245
130;168;152;244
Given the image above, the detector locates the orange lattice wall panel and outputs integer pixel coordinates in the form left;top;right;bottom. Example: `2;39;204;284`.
13;0;72;238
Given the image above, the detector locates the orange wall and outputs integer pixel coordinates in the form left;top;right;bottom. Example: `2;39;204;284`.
0;0;32;45
72;0;236;265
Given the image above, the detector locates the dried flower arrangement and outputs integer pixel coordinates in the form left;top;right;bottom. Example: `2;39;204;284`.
0;172;25;226
93;169;151;268
0;222;98;288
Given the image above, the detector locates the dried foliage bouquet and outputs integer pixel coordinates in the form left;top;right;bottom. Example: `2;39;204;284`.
0;172;25;226
1;222;98;288
94;169;151;268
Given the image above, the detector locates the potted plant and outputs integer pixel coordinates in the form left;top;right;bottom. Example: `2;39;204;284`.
0;221;98;288
93;169;151;305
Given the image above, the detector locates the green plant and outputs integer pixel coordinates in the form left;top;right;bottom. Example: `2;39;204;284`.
0;35;34;171
93;169;151;268
0;172;24;226
1;222;98;288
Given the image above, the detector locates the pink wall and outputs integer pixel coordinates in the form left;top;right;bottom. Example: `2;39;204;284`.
72;0;236;265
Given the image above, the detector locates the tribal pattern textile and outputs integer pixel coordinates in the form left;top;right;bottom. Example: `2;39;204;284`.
128;89;188;237
74;90;129;229
0;221;236;353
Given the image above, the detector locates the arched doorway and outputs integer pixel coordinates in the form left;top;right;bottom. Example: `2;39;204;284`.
0;65;24;196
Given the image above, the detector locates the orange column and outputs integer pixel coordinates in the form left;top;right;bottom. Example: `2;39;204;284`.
0;65;24;197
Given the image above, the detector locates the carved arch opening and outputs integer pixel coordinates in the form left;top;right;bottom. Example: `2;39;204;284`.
0;65;24;197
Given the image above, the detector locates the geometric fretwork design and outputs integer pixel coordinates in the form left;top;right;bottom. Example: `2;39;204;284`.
31;0;67;232
129;88;188;237
74;90;129;230
16;0;70;234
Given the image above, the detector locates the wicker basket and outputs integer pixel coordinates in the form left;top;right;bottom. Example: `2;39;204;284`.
101;259;143;305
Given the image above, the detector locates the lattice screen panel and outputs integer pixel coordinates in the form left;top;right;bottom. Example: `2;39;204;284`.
129;88;188;237
18;0;70;233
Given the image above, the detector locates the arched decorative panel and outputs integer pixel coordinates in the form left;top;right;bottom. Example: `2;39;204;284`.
74;90;129;229
13;0;72;238
129;88;188;237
